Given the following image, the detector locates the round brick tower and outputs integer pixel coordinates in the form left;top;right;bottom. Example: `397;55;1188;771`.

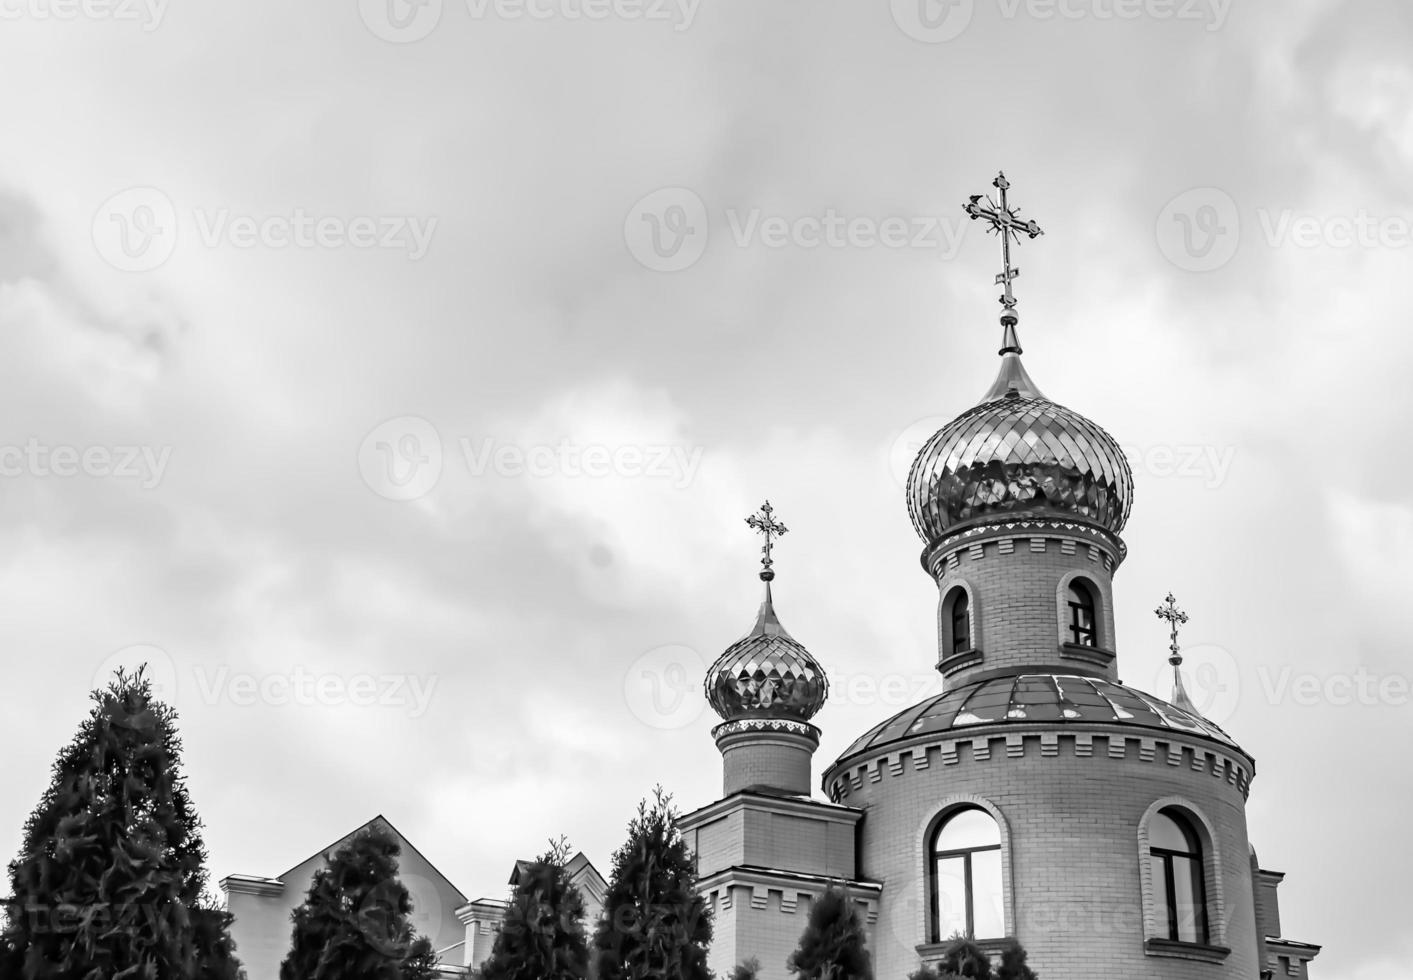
822;196;1263;976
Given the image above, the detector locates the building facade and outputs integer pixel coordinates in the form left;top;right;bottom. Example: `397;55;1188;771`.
684;175;1320;980
224;175;1321;980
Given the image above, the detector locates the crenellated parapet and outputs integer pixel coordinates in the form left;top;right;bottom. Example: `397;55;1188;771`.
825;726;1255;803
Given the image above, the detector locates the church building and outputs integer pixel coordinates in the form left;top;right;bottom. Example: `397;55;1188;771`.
223;173;1321;980
683;173;1321;980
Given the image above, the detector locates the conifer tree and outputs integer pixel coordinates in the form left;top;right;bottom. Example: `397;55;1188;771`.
479;836;589;980
279;822;437;980
786;887;873;980
912;937;1040;980
935;938;992;979
2;666;243;980
592;787;711;980
993;940;1038;980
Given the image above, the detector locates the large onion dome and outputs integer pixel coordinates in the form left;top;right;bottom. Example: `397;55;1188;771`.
705;583;828;722
906;350;1133;544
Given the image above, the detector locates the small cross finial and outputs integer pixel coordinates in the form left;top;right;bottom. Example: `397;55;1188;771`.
963;171;1045;354
745;501;788;581
1154;592;1190;667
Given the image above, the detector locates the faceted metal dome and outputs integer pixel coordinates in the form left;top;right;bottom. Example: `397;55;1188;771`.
906;352;1133;543
705;584;828;722
838;673;1239;763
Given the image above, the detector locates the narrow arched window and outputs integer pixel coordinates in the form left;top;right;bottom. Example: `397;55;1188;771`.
950;590;971;652
930;807;1005;942
1150;809;1208;944
1067;580;1098;647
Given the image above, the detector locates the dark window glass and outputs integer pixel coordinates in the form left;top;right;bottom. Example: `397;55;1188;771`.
1149;809;1208;944
1067;581;1097;647
951;590;971;652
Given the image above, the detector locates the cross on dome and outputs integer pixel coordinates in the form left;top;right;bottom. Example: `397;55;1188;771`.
963;171;1045;354
745;500;788;582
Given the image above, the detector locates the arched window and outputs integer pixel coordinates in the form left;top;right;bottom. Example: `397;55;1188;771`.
950;590;971;653
1149;808;1208;944
1066;580;1098;647
930;807;1005;942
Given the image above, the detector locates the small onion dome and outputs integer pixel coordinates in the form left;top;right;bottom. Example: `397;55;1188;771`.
906;352;1133;543
705;583;828;722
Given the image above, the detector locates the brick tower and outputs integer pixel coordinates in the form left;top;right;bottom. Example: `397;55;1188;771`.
681;502;877;980
815;172;1320;979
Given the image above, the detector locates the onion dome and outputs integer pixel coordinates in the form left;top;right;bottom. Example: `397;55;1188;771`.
908;170;1133;546
705;582;829;722
836;673;1238;764
905;350;1134;543
704;500;829;723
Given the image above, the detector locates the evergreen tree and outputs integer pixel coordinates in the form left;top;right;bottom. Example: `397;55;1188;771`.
192;893;246;980
279;821;438;980
913;938;1040;980
479;837;589;980
2;666;243;980
934;938;993;979
729;958;761;980
786;888;873;980
592;787;711;980
993;940;1038;980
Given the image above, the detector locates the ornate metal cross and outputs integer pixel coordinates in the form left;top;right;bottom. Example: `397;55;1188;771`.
745;500;788;581
963;171;1044;352
1154;592;1190;667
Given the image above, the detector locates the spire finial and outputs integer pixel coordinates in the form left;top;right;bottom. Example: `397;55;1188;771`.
963;171;1045;354
745;500;788;581
1155;592;1198;713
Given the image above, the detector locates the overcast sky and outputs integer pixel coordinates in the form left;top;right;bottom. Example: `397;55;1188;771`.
1;0;1408;976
